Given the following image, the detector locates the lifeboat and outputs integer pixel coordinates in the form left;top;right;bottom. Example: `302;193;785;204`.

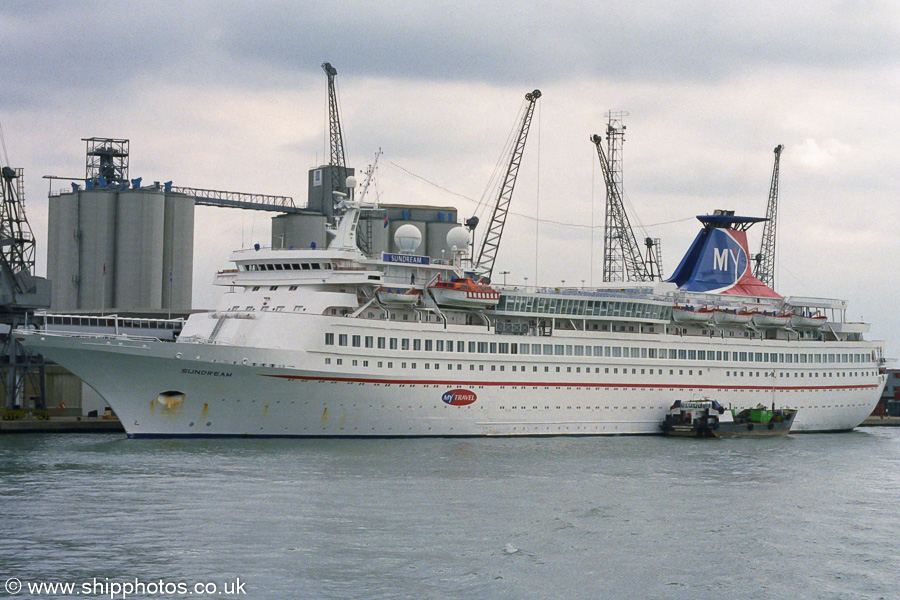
429;277;499;308
376;286;422;306
672;305;714;324
790;313;827;329
712;308;753;326
750;310;792;328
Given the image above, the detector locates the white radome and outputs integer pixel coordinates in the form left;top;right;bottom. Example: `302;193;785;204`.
394;223;422;253
446;226;470;249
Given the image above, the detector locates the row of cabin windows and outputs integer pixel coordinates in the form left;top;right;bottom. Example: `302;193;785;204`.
321;356;877;379
727;370;872;378
323;333;873;365
320;358;699;376
229;306;307;312
239;262;331;272
228;305;306;312
325;357;875;378
249;285;300;292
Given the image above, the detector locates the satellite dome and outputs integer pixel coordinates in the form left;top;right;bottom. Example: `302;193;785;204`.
394;224;422;253
345;175;357;188
446;226;470;249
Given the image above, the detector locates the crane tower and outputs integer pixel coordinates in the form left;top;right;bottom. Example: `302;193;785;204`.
474;89;541;281
322;62;349;224
754;144;784;289
0;157;50;411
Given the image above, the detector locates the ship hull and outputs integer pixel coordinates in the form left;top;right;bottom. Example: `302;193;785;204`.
20;329;885;438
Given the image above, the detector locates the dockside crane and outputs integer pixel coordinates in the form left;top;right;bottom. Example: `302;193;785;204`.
322;62;349;221
754;144;784;289
0;166;36;297
0;142;50;412
473;89;541;281
590;131;653;282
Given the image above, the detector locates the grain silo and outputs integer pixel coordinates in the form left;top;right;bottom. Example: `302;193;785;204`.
271;213;327;250
47;138;194;312
162;192;194;310
114;189;165;309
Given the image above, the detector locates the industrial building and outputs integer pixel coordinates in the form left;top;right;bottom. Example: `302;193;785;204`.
272;165;459;258
47;138;194;312
877;369;900;417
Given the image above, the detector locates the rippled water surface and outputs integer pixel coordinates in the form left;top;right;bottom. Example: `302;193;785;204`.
2;429;899;599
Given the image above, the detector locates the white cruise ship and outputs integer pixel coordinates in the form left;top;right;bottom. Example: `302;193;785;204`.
18;197;886;437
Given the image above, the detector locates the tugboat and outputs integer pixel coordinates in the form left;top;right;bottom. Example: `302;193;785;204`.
661;399;798;438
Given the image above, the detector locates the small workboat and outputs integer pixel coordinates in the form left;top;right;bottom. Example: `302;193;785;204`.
661;399;798;438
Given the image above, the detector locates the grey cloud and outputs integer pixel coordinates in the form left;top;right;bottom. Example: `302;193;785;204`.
3;0;895;108
216;1;899;85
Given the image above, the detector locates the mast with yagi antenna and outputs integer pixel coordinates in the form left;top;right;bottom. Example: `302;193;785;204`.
754;144;784;289
473;89;541;281
591;122;654;282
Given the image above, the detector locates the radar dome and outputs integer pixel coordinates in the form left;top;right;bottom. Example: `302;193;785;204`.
394;224;422;253
345;175;357;188
446;226;470;249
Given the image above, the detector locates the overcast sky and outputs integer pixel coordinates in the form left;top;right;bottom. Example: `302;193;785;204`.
2;1;899;353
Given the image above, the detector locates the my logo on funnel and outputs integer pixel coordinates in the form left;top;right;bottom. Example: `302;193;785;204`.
708;230;747;281
442;389;477;406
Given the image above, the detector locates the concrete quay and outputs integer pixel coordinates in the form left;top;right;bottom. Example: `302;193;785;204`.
0;416;124;434
859;416;900;427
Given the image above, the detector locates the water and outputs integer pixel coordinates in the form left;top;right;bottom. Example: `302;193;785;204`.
2;430;899;600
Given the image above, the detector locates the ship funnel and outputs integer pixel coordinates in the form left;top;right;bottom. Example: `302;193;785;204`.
666;214;780;298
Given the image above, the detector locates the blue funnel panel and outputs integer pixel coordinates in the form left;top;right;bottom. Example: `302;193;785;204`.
667;219;780;298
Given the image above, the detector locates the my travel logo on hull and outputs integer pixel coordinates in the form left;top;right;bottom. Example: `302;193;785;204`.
442;389;477;406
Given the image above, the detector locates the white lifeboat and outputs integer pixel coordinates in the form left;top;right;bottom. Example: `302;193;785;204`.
790;313;827;329
712;308;753;326
376;286;422;306
672;305;714;324
750;310;792;328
